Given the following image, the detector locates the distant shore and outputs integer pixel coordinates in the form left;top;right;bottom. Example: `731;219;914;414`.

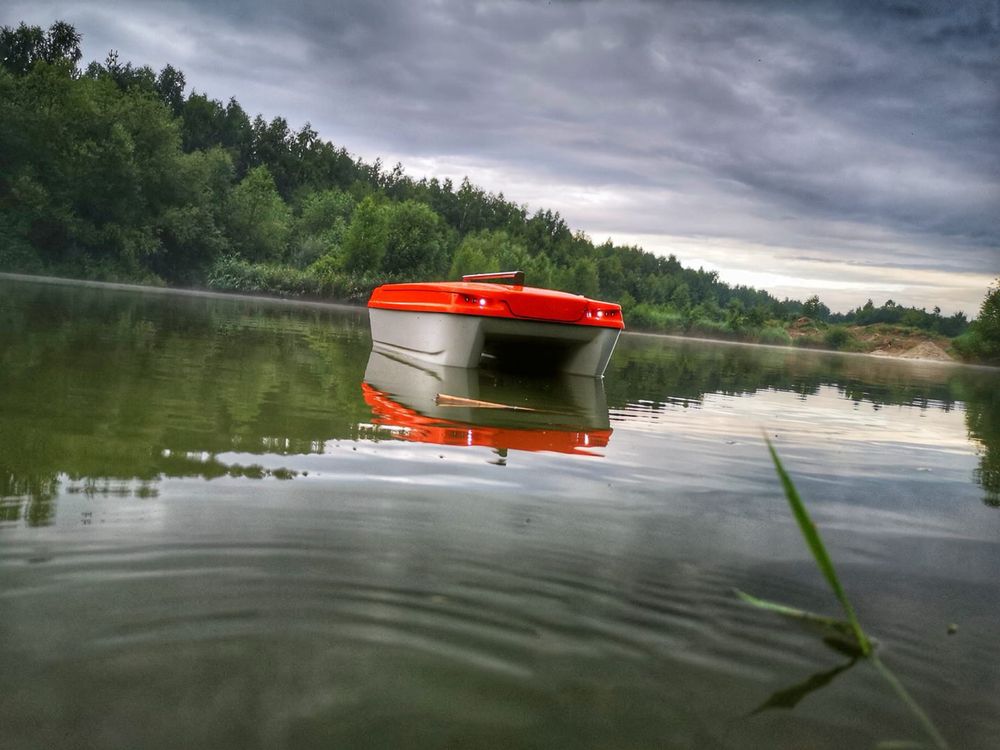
623;328;969;366
4;271;981;369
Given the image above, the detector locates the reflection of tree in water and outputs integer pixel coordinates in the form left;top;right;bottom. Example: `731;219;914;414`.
607;336;1000;507
0;426;60;526
0;282;372;525
0;469;58;526
957;375;1000;507
607;336;967;408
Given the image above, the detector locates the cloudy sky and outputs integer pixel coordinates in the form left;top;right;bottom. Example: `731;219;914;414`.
6;0;998;313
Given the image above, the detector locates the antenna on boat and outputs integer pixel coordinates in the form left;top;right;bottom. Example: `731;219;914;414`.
461;271;525;286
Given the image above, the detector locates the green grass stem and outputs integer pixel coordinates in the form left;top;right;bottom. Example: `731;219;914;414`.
744;438;951;749
872;655;949;750
733;589;859;648
765;436;872;656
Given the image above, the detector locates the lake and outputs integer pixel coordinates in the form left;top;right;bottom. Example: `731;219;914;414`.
1;276;998;749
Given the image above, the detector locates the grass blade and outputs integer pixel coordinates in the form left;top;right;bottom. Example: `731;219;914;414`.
735;589;866;657
753;440;950;748
764;436;872;656
734;589;861;648
872;656;949;750
735;589;842;625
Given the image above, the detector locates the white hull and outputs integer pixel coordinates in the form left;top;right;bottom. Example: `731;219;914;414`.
369;308;620;377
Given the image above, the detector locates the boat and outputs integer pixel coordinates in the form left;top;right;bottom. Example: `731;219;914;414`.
367;271;624;377
361;351;612;459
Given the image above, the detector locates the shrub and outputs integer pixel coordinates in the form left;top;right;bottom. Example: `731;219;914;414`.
206;256;318;297
687;317;733;339
793;334;825;349
622;303;684;333
823;326;851;350
757;326;792;346
0;238;43;273
313;270;387;303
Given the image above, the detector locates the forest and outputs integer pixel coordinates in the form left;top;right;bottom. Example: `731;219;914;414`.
1;21;997;362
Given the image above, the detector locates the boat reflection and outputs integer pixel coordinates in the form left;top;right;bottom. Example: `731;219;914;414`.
361;351;613;458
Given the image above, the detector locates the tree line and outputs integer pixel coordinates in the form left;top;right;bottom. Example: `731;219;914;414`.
2;21;997;361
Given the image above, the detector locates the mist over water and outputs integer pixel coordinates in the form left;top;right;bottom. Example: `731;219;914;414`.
2;278;998;749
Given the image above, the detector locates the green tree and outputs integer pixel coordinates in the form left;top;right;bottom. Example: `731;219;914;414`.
726;298;747;332
747;304;768;328
956;280;1000;364
86;50;159;95
2;57;199;278
448;230;528;280
597;251;626;299
380;200;451;279
523;251;555;290
292;188;354;267
155;64;186;115
669;282;692;311
225;166;291;261
449;235;500;279
802;295;830;320
180;93;253;174
0;21;81;76
298;189;354;236
569;257;599;298
154;147;234;280
180;92;225;152
342;195;389;273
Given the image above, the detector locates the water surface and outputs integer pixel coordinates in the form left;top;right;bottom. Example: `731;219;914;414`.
1;278;998;749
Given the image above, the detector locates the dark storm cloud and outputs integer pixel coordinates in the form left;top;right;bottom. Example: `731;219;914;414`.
5;0;999;279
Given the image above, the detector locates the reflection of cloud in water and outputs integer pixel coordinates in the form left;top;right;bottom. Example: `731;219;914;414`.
612;385;972;452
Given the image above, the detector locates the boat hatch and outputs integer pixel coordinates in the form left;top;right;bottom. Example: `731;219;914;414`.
504;290;587;323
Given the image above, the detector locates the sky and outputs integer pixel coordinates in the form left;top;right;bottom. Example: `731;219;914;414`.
5;0;998;314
